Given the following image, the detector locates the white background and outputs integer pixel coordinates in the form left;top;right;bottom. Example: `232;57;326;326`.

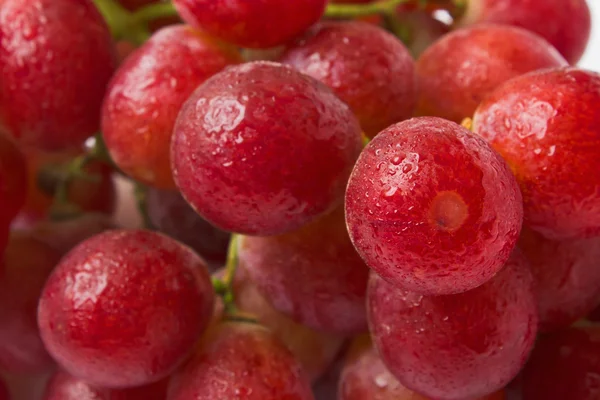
579;1;599;70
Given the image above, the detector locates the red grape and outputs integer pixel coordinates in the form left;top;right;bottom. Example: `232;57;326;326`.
232;266;345;381
368;252;538;400
339;335;506;400
0;0;116;151
458;0;591;64
239;207;370;334
172;0;327;48
281;21;416;138
146;188;230;270
167;322;314;400
0;133;27;227
522;325;600;400
171;61;363;235
29;214;116;256
518;228;600;332
43;370;168;400
0;232;62;373
37;230;214;388
346;117;523;295
472;68;600;240
416;24;567;123
102;25;242;189
12;150;115;229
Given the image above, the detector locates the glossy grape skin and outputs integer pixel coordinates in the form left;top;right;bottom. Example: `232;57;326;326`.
473;68;600;240
43;370;167;400
167;322;315;400
102;25;241;188
239;207;370;334
0;0;116;151
522;326;600;400
0;133;27;227
281;21;416;138
460;0;591;64
146;188;230;270
346;117;523;295
415;24;567;123
172;0;326;48
0;232;62;373
172;61;363;235
518;228;600;332
37;230;214;388
369;252;538;400
12;150;115;229
339;335;506;400
232;266;345;381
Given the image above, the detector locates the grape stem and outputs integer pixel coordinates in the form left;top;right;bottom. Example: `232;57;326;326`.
325;0;411;18
131;2;179;26
92;0;151;44
48;134;114;220
134;183;154;229
211;234;256;322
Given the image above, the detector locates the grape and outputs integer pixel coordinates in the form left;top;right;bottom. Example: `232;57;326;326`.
231;266;345;381
172;0;327;48
239;207;370;334
0;133;27;227
0;232;62;373
43;370;167;400
166;322;315;400
29;213;115;256
368;252;538;400
146;188;230;270
415;24;567;123
519;228;600;332
345;117;523;295
171;61;363;235
522;326;600;400
102;25;242;189
12;150;115;229
458;0;591;64
281;21;416;138
472;68;600;240
339;335;506;400
0;0;116;151
37;230;214;388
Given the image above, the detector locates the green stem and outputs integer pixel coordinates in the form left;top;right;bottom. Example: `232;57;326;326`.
132;2;179;25
325;0;411;18
134;183;154;229
223;235;240;287
46;134;118;221
92;0;151;44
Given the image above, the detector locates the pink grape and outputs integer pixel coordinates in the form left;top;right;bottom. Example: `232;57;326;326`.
368;252;538;400
171;61;363;235
345;116;523;295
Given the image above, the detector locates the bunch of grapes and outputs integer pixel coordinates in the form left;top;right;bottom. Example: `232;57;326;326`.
0;0;598;399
